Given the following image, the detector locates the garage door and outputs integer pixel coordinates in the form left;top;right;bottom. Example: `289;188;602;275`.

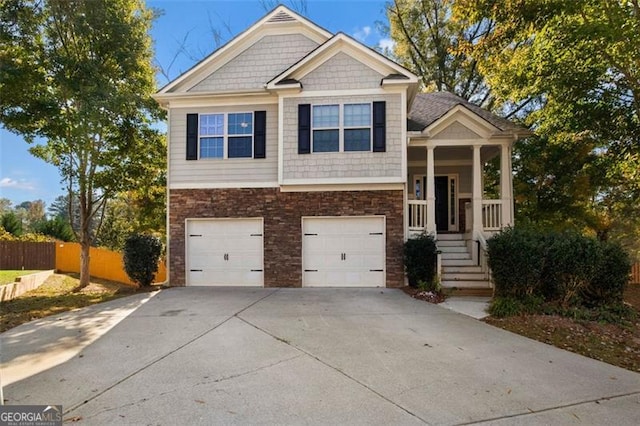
186;218;263;286
302;216;385;287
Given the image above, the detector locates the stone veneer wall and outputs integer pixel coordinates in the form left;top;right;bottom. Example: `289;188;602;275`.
169;188;404;288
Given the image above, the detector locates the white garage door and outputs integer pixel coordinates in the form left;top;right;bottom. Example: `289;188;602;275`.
302;216;385;287
186;218;263;286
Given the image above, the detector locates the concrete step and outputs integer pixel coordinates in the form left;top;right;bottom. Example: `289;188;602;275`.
442;273;488;281
442;266;483;273
442;252;471;260
437;240;467;247
445;288;493;297
442;258;476;266
438;246;469;253
437;233;464;241
442;279;492;288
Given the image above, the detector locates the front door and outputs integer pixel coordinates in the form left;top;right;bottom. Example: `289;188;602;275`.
435;176;449;232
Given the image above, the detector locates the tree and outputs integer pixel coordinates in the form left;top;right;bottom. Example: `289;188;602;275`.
0;0;165;289
453;0;640;257
1;212;23;236
384;0;495;106
34;216;75;241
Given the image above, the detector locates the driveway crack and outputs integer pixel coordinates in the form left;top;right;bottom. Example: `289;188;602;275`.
236;316;430;425
456;390;640;425
63;289;280;416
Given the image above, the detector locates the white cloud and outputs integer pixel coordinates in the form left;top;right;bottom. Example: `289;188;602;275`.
353;26;372;42
0;177;36;191
378;38;395;52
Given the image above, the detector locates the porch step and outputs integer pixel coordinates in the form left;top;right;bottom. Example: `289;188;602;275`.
442;272;488;281
437;233;464;241
442;279;491;288
442;258;476;266
444;288;493;297
443;266;483;273
441;252;471;260
438;245;468;253
437;240;466;248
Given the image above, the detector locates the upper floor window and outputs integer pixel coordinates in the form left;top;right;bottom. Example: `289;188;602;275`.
199;112;253;159
311;103;371;153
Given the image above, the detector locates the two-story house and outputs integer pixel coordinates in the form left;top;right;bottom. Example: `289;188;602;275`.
154;6;529;290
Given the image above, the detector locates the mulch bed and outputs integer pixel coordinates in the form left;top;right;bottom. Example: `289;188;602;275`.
401;286;446;304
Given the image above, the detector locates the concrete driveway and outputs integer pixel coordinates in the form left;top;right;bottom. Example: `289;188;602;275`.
2;288;639;425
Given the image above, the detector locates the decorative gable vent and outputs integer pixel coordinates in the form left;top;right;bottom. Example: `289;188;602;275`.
267;10;296;23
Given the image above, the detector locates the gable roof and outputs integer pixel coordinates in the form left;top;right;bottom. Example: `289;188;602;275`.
156;5;332;95
266;32;418;90
408;92;531;136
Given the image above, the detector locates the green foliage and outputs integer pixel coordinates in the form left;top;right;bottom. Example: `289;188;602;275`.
0;0;165;288
123;233;162;287
487;226;546;298
404;233;437;288
34;217;75;242
1;212;23;236
488;227;632;316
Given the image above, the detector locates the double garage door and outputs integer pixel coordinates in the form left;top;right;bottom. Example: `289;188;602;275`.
185;216;385;287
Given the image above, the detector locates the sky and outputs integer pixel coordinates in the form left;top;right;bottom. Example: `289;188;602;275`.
0;0;391;211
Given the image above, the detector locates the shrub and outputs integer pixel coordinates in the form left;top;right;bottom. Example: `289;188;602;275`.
488;297;524;318
487;226;546;298
34;217;75;242
123;233;163;287
582;241;630;307
404;233;437;288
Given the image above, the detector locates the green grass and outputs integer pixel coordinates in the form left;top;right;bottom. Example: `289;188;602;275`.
1;273;160;333
0;270;41;285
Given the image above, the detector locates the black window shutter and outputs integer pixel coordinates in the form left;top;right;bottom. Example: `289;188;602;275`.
186;113;198;160
254;111;266;159
373;101;386;152
298;104;311;154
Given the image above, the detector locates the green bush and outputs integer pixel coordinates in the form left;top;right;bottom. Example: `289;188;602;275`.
123;233;162;287
34;217;75;242
582;241;630;307
487;227;546;298
404;233;437;288
487;227;632;317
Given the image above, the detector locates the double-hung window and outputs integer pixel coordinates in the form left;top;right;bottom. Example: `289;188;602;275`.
199;112;253;159
344;103;371;151
312;105;339;152
311;103;372;153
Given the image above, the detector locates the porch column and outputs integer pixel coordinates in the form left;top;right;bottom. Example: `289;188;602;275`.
426;146;436;234
500;143;513;226
472;144;483;239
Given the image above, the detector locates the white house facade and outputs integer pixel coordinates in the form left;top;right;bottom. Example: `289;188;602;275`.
154;6;529;290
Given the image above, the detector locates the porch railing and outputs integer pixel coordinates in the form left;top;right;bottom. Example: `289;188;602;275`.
408;200;427;231
482;200;502;231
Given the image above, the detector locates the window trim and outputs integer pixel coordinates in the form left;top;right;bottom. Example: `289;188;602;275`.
198;111;254;160
310;103;373;153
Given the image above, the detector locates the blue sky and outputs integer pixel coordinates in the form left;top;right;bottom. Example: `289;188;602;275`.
0;0;391;211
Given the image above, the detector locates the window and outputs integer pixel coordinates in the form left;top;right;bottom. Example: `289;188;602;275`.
311;104;371;153
199;112;253;159
344;103;371;151
312;105;339;152
200;114;224;159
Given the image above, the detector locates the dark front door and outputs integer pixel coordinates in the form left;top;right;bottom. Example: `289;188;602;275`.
435;176;449;232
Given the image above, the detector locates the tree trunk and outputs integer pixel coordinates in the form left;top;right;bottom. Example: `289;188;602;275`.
78;239;91;289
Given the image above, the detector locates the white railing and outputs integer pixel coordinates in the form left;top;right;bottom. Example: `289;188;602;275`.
482;200;502;231
408;200;428;231
476;232;493;287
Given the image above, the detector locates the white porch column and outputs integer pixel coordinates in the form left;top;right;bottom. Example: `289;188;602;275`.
426;146;436;235
472;144;483;239
500;143;513;227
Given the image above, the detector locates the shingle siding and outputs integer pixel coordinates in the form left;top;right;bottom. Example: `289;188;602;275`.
189;34;319;92
282;93;403;181
169;104;278;186
300;52;384;90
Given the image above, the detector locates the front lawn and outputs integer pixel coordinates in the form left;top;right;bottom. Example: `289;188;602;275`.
0;270;41;285
0;273;161;333
484;285;640;373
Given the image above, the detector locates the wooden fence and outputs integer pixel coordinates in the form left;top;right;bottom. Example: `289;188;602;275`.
632;262;640;285
0;241;56;270
55;242;166;286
